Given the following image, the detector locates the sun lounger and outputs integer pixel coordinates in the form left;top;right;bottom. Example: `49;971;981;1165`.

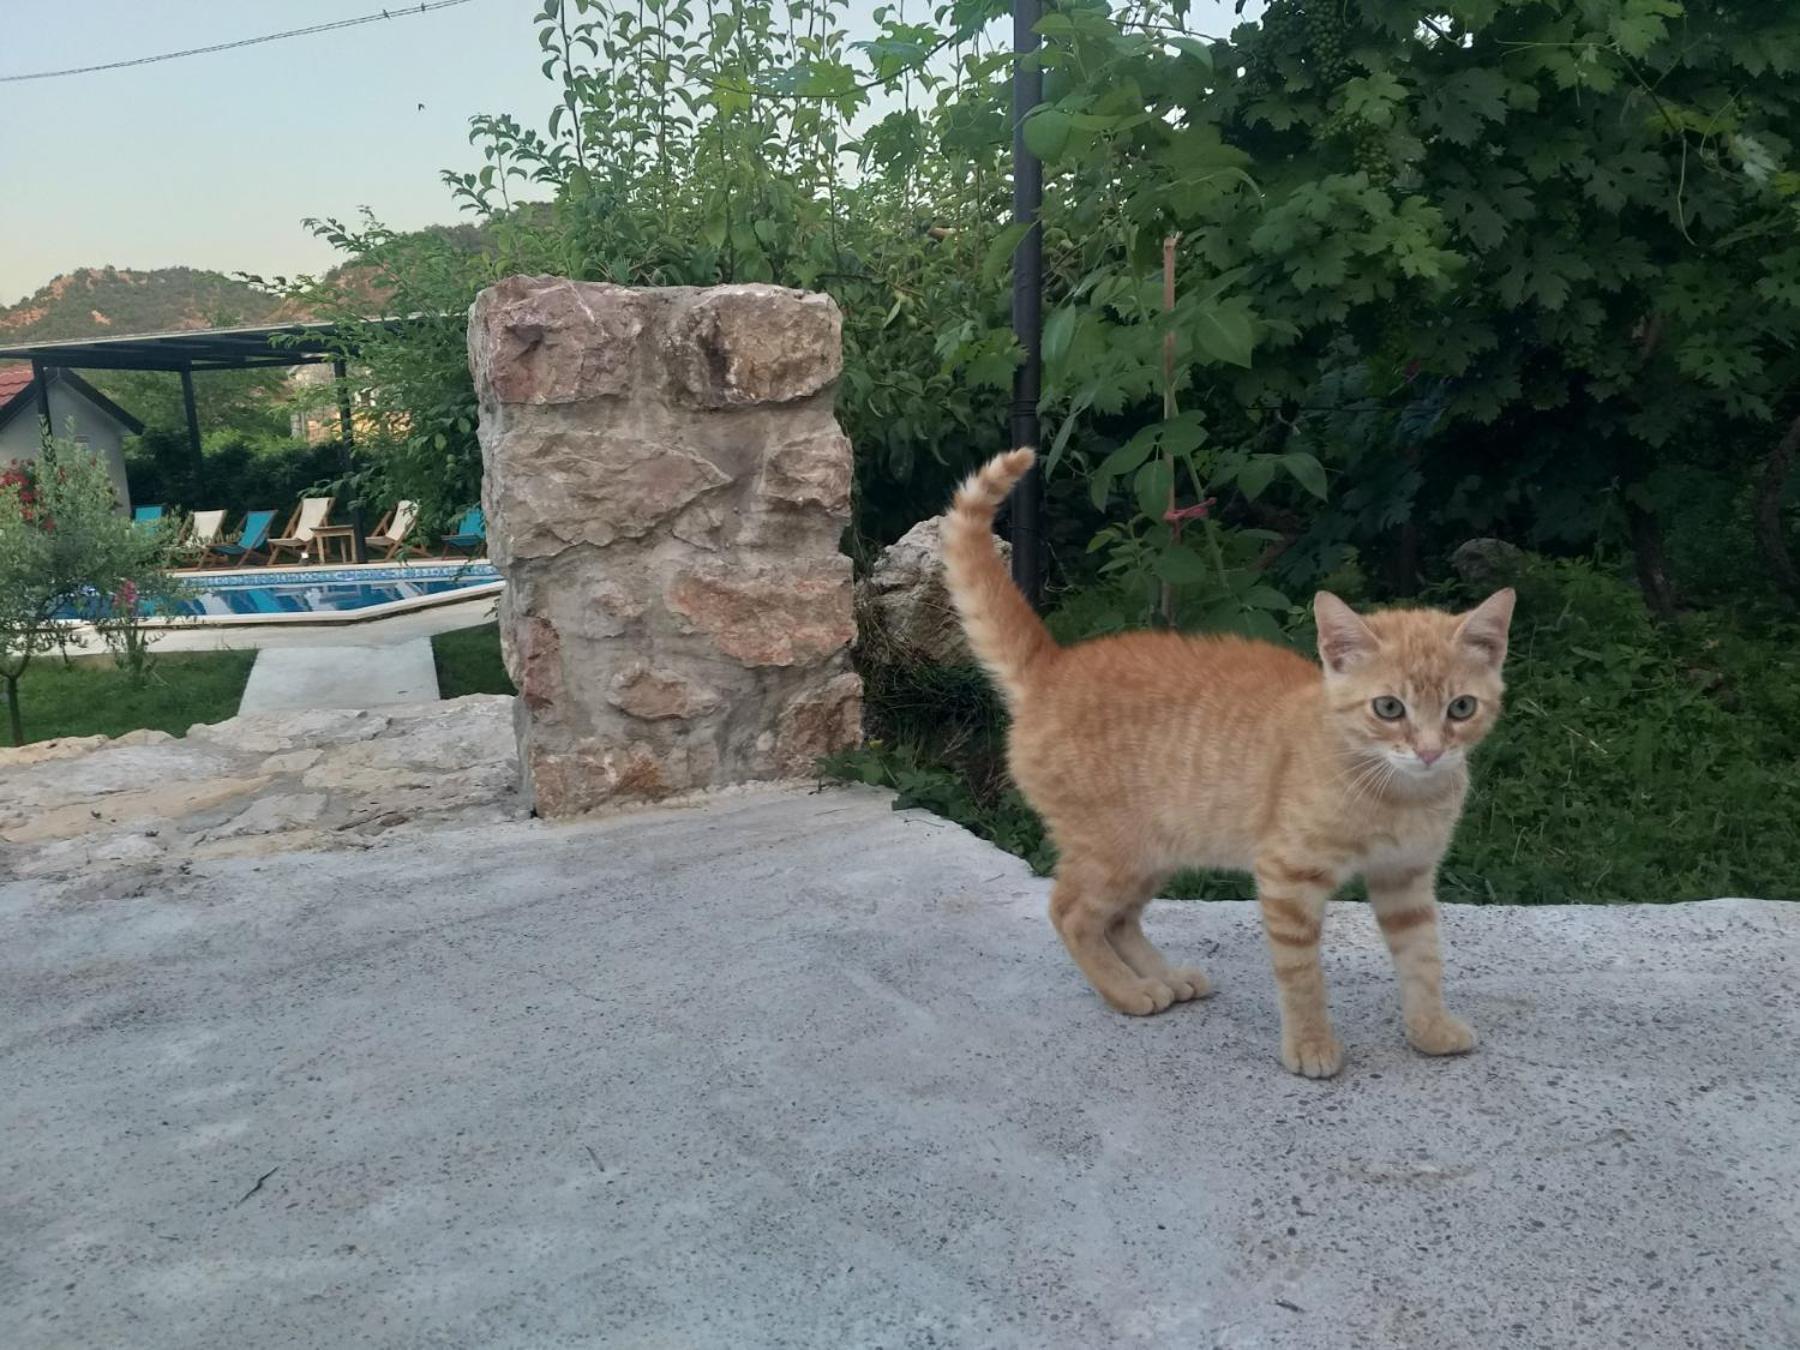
266;497;336;566
184;509;227;559
365;500;419;560
199;509;276;568
440;507;486;557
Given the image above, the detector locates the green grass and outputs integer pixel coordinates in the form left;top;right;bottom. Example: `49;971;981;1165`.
8;649;256;746
431;622;513;698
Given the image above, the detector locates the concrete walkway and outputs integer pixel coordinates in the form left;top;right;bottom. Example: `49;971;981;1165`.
236;638;441;713
2;784;1794;1349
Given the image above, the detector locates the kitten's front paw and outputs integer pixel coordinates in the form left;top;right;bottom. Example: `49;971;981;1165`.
1406;1010;1477;1057
1105;978;1177;1016
1280;1028;1344;1078
1164;967;1214;1002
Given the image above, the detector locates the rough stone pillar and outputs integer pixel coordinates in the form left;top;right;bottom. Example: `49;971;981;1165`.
468;276;861;816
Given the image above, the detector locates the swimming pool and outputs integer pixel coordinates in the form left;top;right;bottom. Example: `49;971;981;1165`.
67;562;503;626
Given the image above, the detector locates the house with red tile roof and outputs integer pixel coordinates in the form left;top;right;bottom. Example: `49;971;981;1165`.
0;364;143;508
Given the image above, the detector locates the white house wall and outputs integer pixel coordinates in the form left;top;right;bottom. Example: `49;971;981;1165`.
0;383;134;511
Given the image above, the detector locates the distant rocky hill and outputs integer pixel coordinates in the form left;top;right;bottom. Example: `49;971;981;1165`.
1;219;503;346
0;267;293;344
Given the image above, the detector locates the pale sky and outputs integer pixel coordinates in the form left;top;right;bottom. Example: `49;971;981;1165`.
0;0;1253;306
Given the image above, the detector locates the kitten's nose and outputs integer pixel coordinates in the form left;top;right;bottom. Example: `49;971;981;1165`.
1416;746;1443;765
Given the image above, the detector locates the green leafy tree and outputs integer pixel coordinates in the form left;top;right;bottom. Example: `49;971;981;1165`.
1025;0;1800;619
0;444;185;745
290;0;1799;626
285;0;1025;543
88;367;295;448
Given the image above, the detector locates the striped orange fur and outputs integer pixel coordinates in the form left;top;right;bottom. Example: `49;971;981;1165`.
943;449;1515;1076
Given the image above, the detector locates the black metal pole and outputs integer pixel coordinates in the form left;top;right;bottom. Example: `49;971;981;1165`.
333;358;367;563
1009;0;1046;609
30;359;51;442
179;365;204;501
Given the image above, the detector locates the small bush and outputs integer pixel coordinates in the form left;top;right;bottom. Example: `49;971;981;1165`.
124;430;347;518
1;444;188;744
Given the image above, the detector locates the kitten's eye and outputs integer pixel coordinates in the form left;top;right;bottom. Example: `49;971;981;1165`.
1447;695;1478;721
1371;696;1406;721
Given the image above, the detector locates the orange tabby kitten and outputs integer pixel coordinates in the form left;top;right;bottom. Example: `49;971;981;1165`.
943;448;1515;1077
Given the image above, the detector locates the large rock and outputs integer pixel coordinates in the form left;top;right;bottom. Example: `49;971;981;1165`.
667;284;843;408
470;278;862;816
1451;537;1527;588
857;514;1008;667
466;276;647;405
665;558;856;668
0;696;522;886
756;430;853;512
478;430;730;565
607;664;723;720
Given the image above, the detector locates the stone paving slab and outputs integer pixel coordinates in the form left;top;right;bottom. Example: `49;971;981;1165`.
1;782;1795;1349
0;698;520;880
237;638;441;712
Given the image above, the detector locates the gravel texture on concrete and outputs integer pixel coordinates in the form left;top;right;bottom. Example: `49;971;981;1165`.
2;784;1795;1349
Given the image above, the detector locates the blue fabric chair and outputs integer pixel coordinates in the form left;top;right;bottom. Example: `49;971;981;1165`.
132;505;164;527
441;508;486;557
201;510;277;567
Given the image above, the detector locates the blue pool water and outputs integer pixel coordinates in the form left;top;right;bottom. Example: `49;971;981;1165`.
64;564;501;621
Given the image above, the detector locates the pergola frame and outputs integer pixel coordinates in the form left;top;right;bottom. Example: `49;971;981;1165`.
0;322;371;562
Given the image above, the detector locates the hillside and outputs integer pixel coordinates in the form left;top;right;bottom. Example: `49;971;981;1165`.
0;267;290;344
2;220;515;347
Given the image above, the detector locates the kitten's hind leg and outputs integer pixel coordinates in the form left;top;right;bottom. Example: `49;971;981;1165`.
1109;907;1213;1002
1049;862;1178;1016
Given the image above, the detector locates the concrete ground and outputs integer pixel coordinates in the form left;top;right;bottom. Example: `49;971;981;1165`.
237;638;441;713
2;783;1795;1349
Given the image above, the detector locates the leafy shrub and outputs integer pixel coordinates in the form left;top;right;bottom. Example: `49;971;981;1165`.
124;430;347;519
0;444;185;744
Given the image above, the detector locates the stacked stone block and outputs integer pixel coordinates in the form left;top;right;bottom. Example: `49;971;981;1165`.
468;277;861;816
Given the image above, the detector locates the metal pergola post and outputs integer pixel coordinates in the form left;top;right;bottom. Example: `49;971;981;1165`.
1010;0;1046;609
333;357;368;563
179;364;204;492
29;358;51;439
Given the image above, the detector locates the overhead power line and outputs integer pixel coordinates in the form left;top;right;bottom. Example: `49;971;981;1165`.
1;0;476;84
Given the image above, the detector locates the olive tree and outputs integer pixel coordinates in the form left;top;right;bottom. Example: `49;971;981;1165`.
0;442;184;745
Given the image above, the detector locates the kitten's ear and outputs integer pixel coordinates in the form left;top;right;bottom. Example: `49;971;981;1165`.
1314;591;1379;674
1455;588;1516;666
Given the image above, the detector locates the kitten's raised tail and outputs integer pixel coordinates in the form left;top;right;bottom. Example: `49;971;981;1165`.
942;448;1054;706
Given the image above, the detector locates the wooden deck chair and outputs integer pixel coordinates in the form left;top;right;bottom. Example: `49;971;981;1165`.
365;500;419;561
199;510;276;568
265;496;335;566
182;509;228;564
